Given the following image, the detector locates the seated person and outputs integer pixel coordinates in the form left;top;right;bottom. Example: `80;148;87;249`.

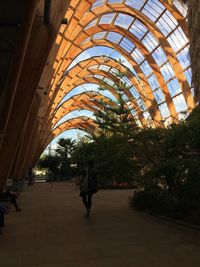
0;190;21;212
0;203;8;234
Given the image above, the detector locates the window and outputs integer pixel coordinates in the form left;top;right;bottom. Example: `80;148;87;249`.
140;61;152;77
184;68;192;86
172;94;187;112
129;20;148;40
177;46;190;69
125;0;144;10
167;78;181;97
99;13;115;24
152;46;168;66
153;88;165;104
173;0;188;17
130;86;140;99
114;13;134;29
159;102;170;118
141;0;165;22
156;10;178;36
119;37;135;53
148;75;160;91
137;98;146;111
99;65;110;72
131;48;145;64
93;32;107;40
143;110;152;120
167;27;188;52
108;0;123;3
160;62;175;82
91;0;106;10
106;32;122;44
142;32;159;52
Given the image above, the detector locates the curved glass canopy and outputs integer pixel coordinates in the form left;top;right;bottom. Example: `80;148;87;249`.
37;0;195;148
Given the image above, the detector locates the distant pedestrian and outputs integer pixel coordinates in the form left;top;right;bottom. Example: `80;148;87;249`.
48;170;54;192
80;161;98;217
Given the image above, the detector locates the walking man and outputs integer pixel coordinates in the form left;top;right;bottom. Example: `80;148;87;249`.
80;161;97;217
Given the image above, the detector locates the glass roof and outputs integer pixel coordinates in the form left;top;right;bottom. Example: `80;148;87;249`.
46;0;196;138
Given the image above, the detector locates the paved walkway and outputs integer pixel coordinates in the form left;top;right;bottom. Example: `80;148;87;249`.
1;182;200;267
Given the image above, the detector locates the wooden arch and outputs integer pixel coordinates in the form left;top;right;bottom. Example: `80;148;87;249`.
46;116;98;148
52;3;189;86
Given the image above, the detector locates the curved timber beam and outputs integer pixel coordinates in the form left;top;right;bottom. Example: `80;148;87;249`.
46;116;98;148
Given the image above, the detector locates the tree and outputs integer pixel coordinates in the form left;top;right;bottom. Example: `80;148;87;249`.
56;138;75;178
37;154;60;178
94;71;137;138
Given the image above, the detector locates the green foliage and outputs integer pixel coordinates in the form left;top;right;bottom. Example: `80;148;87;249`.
56;138;75;178
95;72;137;137
132;106;200;220
37;138;75;179
37;68;200;222
37;154;60;177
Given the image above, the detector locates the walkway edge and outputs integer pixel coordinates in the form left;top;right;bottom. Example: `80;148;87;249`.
152;214;200;233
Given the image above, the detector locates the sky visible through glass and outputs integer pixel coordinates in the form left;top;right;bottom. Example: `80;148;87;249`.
48;0;191;150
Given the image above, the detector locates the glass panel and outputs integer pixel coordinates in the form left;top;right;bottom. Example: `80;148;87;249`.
153;88;165;104
114;13;134;29
91;0;106;10
104;77;115;86
167;26;188;52
191;87;194;97
99;65;111;72
178;111;189;121
94;74;104;80
119;37;135;53
110;67;119;75
176;46;190;69
148;75;160;90
143;110;152;120
130;86;140;99
173;0;188;17
137;98;146;111
122;93;130;102
131;48;145;64
125;0;144;10
159;102;170;118
172;94;188;112
160;62;175;82
122;76;132;87
184;68;192;86
167;78;181;97
131;109;137;116
129;20;148;40
156;10;178;36
152;46;168;66
93;31;107;40
99;13;115;24
142;32;159;52
141;0;165;22
140;60;152;77
106;32;122;44
108;0;123;3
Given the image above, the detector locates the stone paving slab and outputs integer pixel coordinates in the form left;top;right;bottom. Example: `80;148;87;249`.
0;182;200;267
